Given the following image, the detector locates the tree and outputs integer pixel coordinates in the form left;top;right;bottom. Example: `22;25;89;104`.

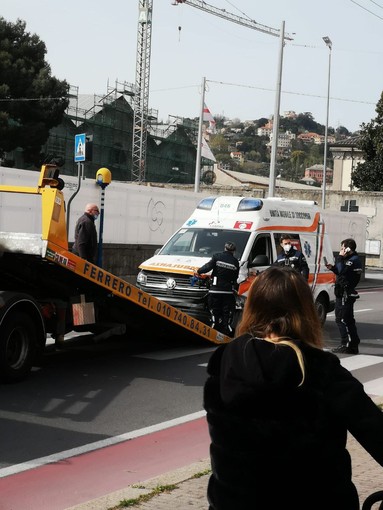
209;134;229;154
352;92;383;191
0;17;69;165
336;125;350;137
254;117;269;128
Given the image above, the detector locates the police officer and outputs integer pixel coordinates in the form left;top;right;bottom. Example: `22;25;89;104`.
274;234;309;280
326;238;362;354
197;242;240;337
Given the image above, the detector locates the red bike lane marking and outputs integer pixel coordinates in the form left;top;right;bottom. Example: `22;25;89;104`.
0;416;210;510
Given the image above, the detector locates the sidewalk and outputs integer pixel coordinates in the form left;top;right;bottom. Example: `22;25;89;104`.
69;397;383;510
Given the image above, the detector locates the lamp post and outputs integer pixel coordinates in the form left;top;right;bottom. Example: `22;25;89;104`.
321;36;332;209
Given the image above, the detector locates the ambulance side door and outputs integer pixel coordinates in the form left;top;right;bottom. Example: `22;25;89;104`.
247;234;273;276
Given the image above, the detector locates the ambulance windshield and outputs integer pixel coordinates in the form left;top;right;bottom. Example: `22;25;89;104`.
160;228;251;259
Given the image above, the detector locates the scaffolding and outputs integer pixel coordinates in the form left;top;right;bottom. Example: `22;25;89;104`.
13;80;203;185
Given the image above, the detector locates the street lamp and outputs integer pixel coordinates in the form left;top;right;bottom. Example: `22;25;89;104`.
322;36;332;209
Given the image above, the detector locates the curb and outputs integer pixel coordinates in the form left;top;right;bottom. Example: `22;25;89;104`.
66;458;211;510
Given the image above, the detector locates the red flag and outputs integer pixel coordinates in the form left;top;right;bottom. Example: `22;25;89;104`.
203;103;215;123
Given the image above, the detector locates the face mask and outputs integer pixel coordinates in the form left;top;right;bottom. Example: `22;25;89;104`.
93;213;99;220
283;244;292;252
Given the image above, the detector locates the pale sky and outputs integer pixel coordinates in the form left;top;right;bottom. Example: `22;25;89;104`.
2;0;383;132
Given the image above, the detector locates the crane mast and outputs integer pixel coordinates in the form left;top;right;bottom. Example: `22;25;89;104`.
133;0;292;182
132;0;153;182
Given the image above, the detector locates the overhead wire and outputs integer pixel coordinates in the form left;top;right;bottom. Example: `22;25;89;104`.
349;0;383;20
207;79;375;105
151;80;375;107
367;0;383;10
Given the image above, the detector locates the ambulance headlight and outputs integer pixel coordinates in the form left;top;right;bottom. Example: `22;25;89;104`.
137;271;147;285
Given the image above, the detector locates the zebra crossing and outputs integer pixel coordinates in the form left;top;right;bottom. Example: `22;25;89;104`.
134;345;383;398
340;354;383;398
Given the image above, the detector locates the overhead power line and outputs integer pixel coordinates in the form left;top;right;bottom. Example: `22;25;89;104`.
349;0;383;20
152;80;376;106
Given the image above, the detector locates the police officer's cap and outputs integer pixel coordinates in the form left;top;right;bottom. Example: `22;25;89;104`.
225;242;236;252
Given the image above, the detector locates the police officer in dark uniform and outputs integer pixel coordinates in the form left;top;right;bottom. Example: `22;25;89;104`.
274;233;309;280
197;242;240;337
326;238;362;354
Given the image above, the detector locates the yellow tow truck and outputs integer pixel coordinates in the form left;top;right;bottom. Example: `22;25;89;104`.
0;164;230;383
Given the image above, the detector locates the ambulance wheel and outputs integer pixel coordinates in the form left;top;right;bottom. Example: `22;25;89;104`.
0;311;37;383
315;295;327;326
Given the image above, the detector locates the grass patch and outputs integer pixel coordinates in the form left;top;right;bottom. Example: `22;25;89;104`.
111;483;178;509
108;467;211;509
191;468;212;479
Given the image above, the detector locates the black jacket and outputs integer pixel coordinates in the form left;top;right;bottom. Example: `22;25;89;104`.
274;247;309;280
331;251;362;296
72;212;98;263
198;251;239;294
204;334;383;510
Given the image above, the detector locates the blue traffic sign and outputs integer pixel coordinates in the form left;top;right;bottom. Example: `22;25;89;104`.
74;133;86;162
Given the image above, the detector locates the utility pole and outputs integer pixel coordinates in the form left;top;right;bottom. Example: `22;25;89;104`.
268;21;286;198
195;76;206;193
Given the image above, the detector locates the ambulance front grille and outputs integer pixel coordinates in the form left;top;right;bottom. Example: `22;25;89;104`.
137;271;209;299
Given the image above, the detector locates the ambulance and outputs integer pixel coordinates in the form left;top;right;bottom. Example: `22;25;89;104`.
136;196;337;326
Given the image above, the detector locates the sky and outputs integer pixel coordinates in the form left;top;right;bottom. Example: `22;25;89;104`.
2;0;383;133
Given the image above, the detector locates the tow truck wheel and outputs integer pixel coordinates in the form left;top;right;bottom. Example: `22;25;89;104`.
315;294;328;327
0;311;37;383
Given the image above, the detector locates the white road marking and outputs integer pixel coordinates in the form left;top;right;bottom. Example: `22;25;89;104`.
363;378;383;397
340;355;383;371
338;355;383;397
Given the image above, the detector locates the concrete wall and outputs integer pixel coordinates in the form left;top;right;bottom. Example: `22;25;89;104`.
1;167;382;281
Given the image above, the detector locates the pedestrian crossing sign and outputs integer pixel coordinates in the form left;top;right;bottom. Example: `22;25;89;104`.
74;133;86;162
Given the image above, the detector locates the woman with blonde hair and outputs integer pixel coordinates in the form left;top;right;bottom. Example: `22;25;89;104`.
204;265;383;510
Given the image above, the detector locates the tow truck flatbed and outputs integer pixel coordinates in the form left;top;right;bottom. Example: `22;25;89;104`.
0;164;229;382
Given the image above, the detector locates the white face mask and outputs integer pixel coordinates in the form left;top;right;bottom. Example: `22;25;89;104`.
283;243;292;252
93;213;99;220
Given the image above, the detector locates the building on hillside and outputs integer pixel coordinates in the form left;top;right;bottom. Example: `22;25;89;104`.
304;164;333;185
257;120;273;138
257;126;273;137
268;131;296;151
230;151;245;164
297;132;318;143
312;134;336;145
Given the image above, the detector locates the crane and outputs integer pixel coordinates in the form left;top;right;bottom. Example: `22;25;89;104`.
172;0;290;39
132;0;292;183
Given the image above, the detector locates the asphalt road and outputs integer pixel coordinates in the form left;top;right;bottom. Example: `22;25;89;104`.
0;271;382;473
